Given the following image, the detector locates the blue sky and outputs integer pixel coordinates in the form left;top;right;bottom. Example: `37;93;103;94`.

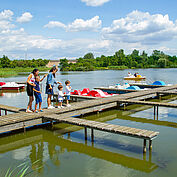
1;0;177;59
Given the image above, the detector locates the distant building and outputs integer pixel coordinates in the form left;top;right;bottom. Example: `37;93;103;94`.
46;59;77;68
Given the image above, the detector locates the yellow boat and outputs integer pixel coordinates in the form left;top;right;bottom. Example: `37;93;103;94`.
124;75;146;81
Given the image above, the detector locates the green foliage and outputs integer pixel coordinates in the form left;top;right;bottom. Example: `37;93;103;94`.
59;49;177;71
83;53;94;59
0;56;49;68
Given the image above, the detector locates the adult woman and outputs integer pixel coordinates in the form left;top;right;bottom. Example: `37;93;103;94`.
26;69;46;112
46;66;61;109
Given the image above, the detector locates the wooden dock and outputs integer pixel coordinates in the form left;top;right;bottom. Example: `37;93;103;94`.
44;114;159;152
0;84;177;153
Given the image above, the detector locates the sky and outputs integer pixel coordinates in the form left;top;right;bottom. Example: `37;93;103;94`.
1;0;177;59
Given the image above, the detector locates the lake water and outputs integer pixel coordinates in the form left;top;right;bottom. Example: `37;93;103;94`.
0;68;177;177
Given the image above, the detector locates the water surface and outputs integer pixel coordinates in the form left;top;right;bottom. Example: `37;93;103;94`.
0;68;177;177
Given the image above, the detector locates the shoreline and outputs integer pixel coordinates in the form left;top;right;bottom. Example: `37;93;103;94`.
0;67;50;78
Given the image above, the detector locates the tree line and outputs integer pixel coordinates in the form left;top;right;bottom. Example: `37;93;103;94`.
0;55;49;68
60;49;177;71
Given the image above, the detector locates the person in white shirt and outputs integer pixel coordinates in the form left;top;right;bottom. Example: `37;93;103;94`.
57;85;64;108
128;72;132;77
65;80;72;107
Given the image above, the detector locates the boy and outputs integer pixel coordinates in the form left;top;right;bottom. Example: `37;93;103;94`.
65;80;72;107
33;76;43;113
58;85;64;108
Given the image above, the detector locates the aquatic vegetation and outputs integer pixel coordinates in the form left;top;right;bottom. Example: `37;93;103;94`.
4;160;42;177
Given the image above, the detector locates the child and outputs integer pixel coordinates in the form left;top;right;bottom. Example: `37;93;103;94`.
33;76;43;113
65;80;72;107
58;85;64;108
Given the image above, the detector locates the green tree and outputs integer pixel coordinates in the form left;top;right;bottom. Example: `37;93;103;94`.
83;53;94;59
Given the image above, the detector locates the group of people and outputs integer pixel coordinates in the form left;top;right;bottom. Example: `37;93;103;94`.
26;66;72;113
127;72;141;77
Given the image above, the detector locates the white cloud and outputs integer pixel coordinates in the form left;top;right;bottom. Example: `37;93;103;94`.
1;9;177;59
44;21;66;29
0;10;15;30
68;16;101;32
16;12;33;23
44;16;102;32
102;10;177;45
0;20;15;30
81;0;110;7
0;10;13;20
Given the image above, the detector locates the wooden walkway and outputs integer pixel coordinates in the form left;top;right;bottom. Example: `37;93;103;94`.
0;84;177;152
44;114;159;152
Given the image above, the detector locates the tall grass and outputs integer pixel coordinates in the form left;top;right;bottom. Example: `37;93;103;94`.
108;65;129;70
0;67;49;78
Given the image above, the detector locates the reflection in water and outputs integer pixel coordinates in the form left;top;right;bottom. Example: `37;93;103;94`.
0;89;25;98
1;100;177;176
30;142;44;173
0;130;158;175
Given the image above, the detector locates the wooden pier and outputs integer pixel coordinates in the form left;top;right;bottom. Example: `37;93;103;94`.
0;84;177;153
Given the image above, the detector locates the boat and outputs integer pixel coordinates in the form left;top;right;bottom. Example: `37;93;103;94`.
0;82;25;90
71;88;116;98
124;75;146;81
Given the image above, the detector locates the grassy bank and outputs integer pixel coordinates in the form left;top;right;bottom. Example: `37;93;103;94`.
0;67;49;77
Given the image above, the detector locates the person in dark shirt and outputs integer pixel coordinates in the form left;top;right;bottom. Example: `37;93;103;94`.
33;76;43;113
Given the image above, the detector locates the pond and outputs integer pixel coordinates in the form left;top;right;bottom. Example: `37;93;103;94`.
0;68;177;177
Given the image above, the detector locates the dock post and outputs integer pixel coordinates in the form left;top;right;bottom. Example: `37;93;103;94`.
149;140;152;150
67;132;71;140
5;110;7;115
124;104;126;111
91;129;94;142
116;102;120;109
154;106;156;118
84;127;87;141
156;106;159;118
143;139;147;153
23;122;26;133
156;93;159;99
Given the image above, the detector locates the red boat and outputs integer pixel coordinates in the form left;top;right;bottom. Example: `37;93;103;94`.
0;82;25;90
71;88;116;98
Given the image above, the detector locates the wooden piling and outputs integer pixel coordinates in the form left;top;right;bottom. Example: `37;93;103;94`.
149;140;152;150
5;110;7;115
154;106;156;117
91;129;94;142
156;106;159;117
143;139;147;153
124;104;126;110
84;127;87;140
23;122;26;133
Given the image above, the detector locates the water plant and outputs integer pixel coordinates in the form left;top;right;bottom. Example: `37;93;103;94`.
4;160;41;177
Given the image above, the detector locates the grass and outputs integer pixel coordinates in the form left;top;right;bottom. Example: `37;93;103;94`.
0;67;49;77
108;65;129;70
4;160;42;177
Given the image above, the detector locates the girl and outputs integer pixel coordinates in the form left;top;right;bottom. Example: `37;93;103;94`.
26;69;46;113
46;66;61;109
26;69;38;112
